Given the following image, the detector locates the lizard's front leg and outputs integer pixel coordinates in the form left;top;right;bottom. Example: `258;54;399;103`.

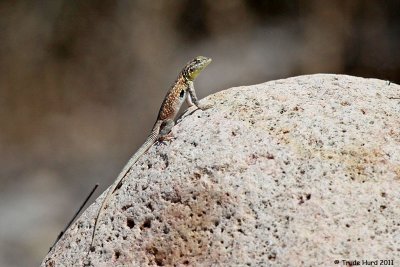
187;81;212;110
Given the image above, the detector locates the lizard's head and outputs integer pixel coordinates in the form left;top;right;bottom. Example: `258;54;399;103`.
184;56;212;81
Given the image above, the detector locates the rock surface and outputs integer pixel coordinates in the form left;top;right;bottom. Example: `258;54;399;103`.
42;74;400;266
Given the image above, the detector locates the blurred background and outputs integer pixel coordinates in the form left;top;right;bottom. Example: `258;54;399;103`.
0;0;399;266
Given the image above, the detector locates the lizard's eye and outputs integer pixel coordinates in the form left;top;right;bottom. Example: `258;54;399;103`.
179;89;185;98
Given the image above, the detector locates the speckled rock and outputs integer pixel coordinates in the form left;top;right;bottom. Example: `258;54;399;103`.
42;74;400;266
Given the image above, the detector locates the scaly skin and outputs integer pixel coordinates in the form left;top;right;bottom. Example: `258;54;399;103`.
87;56;212;255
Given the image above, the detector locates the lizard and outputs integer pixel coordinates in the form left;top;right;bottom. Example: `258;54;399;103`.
88;55;212;252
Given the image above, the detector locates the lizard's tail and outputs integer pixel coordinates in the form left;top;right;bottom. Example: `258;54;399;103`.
87;121;162;255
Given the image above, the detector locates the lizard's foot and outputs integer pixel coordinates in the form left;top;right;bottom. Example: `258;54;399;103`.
180;102;213;119
158;132;175;143
197;102;213;111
